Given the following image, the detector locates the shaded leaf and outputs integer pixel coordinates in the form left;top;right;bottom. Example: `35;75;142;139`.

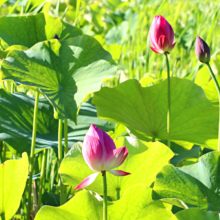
2;35;116;122
0;90;114;155
153;151;220;212
42;192;60;207
169;209;219;220
0;89;58;155
169;142;200;167
0;12;82;52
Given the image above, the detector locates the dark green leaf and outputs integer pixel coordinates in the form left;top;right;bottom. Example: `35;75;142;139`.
2;35;116;122
42;192;60;207
169;209;219;220
0;89;114;155
153;151;220;212
0;12;82;51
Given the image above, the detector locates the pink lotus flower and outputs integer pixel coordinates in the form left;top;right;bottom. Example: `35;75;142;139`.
75;124;130;190
195;36;210;63
149;15;176;54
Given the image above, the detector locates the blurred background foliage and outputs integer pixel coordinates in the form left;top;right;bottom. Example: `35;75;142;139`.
0;0;219;83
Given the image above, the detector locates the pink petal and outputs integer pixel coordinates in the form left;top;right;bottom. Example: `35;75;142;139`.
149;15;175;53
104;147;128;170
149;26;158;48
168;22;175;44
195;36;210;63
168;42;176;51
158;35;166;50
108;170;131;176
82;135;104;172
150;47;163;54
103;130;116;155
87;124;116;155
75;172;99;190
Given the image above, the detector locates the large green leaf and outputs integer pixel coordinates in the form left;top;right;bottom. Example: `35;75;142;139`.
93;78;218;149
59;137;173;199
0;12;82;52
153;151;220;212
0;89;114;155
35;190;102;220
202;77;220;107
169;209;219;220
0;153;28;220
35;185;173;220
2;35;116;122
108;185;173;220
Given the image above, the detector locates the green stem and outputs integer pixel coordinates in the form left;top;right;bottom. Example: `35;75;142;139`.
58;119;66;205
116;188;120;200
64;119;68;155
0;141;3;164
37;149;47;210
10;82;14;93
206;63;220;151
63;119;68;200
1;213;5;220
102;171;107;220
2;144;6;162
27;91;39;219
6;81;10;92
165;53;171;148
21;185;27;220
1;161;4;219
152;136;155;142
58;119;63;165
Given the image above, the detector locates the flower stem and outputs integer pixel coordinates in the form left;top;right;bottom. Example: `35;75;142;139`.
206;62;220;151
116;188;120;200
165;53;171;148
27;91;39;219
2;144;6;162
102;171;107;220
58;119;66;205
63;119;68;200
37;149;47;210
64;119;68;155
58;119;63;165
0;141;2;164
1;213;5;220
152;136;155;142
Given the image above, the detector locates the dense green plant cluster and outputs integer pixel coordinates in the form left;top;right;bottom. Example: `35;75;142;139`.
0;0;220;220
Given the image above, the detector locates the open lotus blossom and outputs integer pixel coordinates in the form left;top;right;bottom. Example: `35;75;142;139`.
149;15;176;54
195;36;210;63
75;124;130;190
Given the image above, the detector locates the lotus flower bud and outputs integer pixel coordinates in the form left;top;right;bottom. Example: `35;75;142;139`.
149;15;176;54
54;34;60;40
75;124;130;190
195;36;210;63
